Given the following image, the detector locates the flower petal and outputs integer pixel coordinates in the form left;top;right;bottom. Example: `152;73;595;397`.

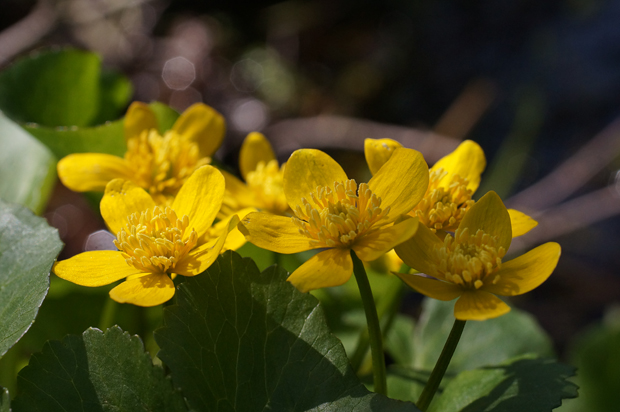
364;138;403;175
283;149;348;212
394;223;443;278
288;248;353;292
432;140;485;192
368;148;429;222
172;165;224;239
458;191;512;252
124;101;158;142
482;242;561;297
508;209;538;238
57;153;133;192
172;103;225;157
220;169;255;215
352;217;419;262
239;132;276;180
395;272;463;301
174;215;239;276
208;207;255;250
454;291;511;321
54;251;142;286
109;273;175;307
237;212;313;253
100;179;156;235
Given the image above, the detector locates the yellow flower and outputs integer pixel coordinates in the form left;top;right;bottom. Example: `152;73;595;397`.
364;138;537;237
57;102;225;205
219;132;289;217
53;166;236;307
394;191;561;320
238;148;429;292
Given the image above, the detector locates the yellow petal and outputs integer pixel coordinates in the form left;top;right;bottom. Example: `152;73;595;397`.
352;217;419;262
172;103;225;157
283;149;348;212
364;138;403;175
432;140;485;192
395;272;463;301
237;212;313;253
109;273;175;307
57;153;132;192
454;290;511;321
508;209;538;238
54;251;142;286
174;215;239;276
458;191;512;252
288;248;353;292
101;179;156;235
239;132;276;180
206;207;254;250
172;165;224;240
394;223;443;278
368;148;429;222
221;169;255;209
124;101;158;142
482;242;561;297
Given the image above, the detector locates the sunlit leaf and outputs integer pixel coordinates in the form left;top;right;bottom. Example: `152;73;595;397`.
428;355;578;412
12;326;187;412
0;113;56;214
0;200;62;357
155;251;420;411
0;387;9;412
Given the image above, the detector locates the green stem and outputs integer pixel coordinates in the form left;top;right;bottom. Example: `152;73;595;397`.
416;319;466;411
98;298;117;331
350;250;387;395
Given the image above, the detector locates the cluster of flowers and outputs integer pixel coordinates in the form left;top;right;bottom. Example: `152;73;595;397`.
54;102;561;320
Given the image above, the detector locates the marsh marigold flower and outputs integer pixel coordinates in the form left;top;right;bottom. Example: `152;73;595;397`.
57;102;225;205
238;148;429;292
364;138;537;236
394;191;561;320
53;166;236;307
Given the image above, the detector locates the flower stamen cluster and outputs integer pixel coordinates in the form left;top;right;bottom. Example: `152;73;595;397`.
125;130;210;204
292;179;390;248
412;168;474;232
245;160;288;213
114;206;197;274
432;227;506;290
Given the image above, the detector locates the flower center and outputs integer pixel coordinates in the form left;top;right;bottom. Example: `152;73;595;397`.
125;130;210;204
432;227;506;290
412;168;474;232
292;179;390;248
113;206;198;274
245;160;289;214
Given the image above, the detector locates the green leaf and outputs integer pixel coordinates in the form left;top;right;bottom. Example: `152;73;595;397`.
12;326;187;412
411;299;553;373
428;355;578;412
0;112;56;214
155;251;420;411
0;49;101;127
0;387;9;412
149;101;179;133
91;70;133;125
0;200;62;357
558;307;620;412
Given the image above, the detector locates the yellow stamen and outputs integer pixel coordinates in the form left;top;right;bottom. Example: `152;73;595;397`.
431;227;505;290
113;206;197;274
245;160;288;214
124;129;210;204
412;168;474;232
292;179;390;248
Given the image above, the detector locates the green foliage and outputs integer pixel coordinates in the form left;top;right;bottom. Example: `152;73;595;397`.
155;251;420;411
558;307;620;412
429;355;577;412
12;326;186;412
0;49;131;127
0;200;62;357
410;299;553;373
0;113;56;214
0;387;8;412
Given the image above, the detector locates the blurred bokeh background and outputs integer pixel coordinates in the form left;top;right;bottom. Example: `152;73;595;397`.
2;0;620;405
